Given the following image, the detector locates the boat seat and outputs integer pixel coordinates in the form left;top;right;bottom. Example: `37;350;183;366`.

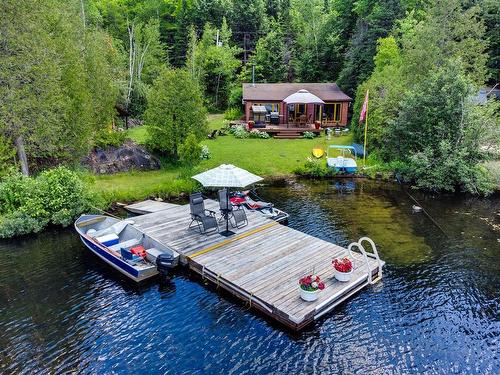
108;238;141;252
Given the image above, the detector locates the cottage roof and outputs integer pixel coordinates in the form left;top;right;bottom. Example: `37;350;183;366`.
242;83;352;102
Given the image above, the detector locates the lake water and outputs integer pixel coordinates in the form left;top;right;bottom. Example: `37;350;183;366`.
0;179;498;374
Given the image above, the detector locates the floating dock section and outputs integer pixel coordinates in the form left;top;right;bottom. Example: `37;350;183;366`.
131;199;384;331
124;200;180;214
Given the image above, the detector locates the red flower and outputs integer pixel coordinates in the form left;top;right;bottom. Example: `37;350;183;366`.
333;257;353;273
298;274;324;291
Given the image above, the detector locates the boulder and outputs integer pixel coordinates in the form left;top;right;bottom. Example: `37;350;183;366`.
83;140;160;174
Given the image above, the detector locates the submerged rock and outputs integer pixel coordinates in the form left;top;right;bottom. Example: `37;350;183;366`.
83;140;160;174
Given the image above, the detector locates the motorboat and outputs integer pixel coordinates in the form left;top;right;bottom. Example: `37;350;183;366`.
74;215;177;282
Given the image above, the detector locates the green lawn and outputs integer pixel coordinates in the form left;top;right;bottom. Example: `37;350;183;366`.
97;114;353;203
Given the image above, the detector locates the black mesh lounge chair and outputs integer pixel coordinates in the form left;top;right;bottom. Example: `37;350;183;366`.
188;193;218;234
218;189;248;229
231;207;248;228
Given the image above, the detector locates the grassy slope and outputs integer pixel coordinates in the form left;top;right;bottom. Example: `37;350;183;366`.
95;115;352;202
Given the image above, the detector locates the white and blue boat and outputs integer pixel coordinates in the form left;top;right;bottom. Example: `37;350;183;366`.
326;145;358;173
75;214;177;282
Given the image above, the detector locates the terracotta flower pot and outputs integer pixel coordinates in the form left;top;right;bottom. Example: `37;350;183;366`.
314;121;321;130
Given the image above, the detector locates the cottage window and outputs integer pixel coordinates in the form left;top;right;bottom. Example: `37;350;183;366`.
323;103;342;123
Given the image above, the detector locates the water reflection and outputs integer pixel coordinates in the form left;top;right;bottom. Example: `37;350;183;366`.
0;179;498;374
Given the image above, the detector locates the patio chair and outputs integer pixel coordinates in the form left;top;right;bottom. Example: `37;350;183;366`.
207;129;217;139
218;189;248;229
231;206;248;228
188;192;219;234
299;115;307;127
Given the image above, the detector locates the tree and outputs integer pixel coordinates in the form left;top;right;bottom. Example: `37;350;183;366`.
0;0;121;174
290;0;345;82
351;36;406;152
171;0;191;67
248;22;287;82
145;69;208;160
481;0;500;83
388;59;496;194
194;20;241;110
337;0;404;96
401;0;489;85
125;18;167;117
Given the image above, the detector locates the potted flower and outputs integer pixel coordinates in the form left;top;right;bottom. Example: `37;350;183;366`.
298;274;325;302
314;120;321;130
332;257;353;282
248;121;255;130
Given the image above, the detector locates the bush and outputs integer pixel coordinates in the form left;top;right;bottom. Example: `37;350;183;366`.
178;133;202;166
303;131;315;139
230;125;249;139
295;157;337;178
94;128;126;149
224;107;243;120
200;145;211;160
0;135;16;175
0;212;48;238
249;130;270;139
0;166;96;238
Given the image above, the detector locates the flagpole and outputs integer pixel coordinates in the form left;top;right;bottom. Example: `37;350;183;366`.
363;90;369;167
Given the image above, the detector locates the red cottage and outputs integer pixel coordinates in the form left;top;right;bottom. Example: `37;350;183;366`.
242;83;352;130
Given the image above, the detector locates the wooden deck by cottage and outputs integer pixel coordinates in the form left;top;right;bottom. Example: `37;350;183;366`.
131;199;384;330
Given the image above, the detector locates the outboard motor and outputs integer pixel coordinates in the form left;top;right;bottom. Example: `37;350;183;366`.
156;253;175;280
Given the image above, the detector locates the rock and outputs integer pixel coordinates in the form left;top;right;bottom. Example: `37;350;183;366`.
83;140;160;174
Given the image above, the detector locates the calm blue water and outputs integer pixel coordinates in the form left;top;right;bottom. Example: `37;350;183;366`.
0;180;498;374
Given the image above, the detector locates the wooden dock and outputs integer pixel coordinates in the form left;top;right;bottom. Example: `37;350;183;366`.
124;200;180;214
131;199;384;330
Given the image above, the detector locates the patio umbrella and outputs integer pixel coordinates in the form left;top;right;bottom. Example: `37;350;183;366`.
192;164;263;236
283;89;325;104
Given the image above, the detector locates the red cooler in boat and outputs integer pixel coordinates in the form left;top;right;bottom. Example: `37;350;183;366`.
130;245;147;258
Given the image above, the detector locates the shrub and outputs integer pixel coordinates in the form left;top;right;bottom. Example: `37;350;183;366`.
0;135;16;175
249;130;270;139
224;107;243;120
36;167;94;226
295;157;336;178
200;145;211;160
303;131;315;139
94;128;126;149
178;133;202;166
0;212;48;238
231;125;249;139
0;166;96;237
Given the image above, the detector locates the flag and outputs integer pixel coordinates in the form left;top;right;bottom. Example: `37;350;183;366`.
359;90;369;123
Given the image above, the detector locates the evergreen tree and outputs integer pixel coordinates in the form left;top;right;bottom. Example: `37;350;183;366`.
337;0;404;96
145;69;208;159
248;22;288;82
0;0;120;174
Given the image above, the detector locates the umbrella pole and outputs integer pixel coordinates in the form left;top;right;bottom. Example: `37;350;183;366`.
220;187;235;237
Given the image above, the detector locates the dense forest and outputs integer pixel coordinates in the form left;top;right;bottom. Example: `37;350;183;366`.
0;0;499;191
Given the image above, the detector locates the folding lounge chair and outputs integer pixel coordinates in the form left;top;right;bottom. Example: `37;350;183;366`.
188;193;219;234
218;189;248;229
